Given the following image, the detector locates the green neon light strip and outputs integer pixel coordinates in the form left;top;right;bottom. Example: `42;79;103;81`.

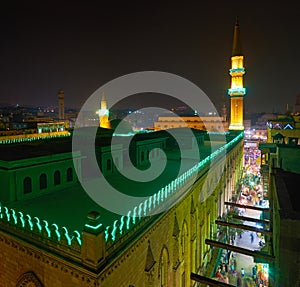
228;87;246;95
229;68;245;74
0;203;82;246
0;133;71;145
84;223;103;230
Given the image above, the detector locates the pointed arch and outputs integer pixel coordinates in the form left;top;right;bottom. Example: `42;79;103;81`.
181;220;188;256
181;220;189;286
159;245;169;287
16;271;43;287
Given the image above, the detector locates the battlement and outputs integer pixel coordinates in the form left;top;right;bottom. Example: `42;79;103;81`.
0;204;82;262
0;131;71;145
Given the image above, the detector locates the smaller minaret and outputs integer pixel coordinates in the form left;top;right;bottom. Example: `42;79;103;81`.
58;89;65;120
221;103;227;122
96;94;110;129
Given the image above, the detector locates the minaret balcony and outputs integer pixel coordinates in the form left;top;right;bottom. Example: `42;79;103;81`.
227;87;246;96
229;68;245;76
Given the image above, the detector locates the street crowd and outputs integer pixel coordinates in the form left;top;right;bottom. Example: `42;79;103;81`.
214;142;269;287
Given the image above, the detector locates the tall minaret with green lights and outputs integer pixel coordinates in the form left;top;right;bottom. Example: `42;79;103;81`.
228;17;246;130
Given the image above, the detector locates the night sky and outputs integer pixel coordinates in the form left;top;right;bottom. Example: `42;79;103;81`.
1;1;300;113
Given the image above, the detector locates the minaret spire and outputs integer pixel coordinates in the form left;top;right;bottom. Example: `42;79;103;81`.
232;16;242;57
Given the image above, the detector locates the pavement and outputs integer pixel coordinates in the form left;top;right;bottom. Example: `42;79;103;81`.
227;207;263;286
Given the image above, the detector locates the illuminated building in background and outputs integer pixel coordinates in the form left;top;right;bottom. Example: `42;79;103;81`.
97;94;111;129
154;115;228;132
228;17;246;131
266;114;300;144
58;89;65;120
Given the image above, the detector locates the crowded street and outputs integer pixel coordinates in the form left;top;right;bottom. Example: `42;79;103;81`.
213;140;270;287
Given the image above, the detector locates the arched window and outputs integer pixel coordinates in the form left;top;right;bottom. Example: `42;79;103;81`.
54;170;61;185
23;177;32;194
159;247;169;287
67;168;73;182
40;173;47;189
181;222;188;286
16;271;44;287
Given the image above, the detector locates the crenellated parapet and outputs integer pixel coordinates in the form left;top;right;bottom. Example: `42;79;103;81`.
0;204;82;261
0;131;71;144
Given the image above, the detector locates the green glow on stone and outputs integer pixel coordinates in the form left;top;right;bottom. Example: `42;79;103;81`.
18;211;25;228
111;220;118;241
4;206;10;221
51;223;61;240
61;226;72;245
126;211;131;230
119;216;124;234
133;207;137;224
26;214;33;230
105;226;110;241
33;216;42;232
73;230;82;246
43;220;51;238
10;209;17;224
84;223;103;230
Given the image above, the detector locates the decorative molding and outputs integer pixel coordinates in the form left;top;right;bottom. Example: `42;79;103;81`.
0;232;96;286
145;240;156;272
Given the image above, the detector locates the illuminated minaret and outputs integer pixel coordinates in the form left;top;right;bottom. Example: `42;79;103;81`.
58;89;65;120
97;94;110;129
228;17;246;130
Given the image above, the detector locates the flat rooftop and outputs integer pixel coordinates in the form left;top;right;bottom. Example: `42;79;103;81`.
5;140;228;233
2;129;242;234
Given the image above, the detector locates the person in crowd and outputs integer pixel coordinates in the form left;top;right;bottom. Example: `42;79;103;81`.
237;273;242;287
252;264;257;279
250;232;254;244
241;267;245;277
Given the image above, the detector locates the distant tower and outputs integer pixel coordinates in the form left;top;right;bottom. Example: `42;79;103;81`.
221;103;227;122
97;94;111;129
228;17;246;130
58;90;65;120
